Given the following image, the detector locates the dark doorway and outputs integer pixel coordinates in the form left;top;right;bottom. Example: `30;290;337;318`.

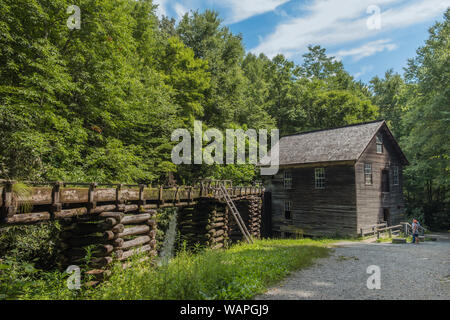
381;169;390;193
383;208;390;226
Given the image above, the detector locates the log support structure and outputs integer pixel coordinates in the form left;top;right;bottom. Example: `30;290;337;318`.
0;180;263;281
227;196;262;242
58;209;157;282
176;196;262;250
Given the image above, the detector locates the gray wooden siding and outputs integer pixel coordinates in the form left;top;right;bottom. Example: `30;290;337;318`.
355;128;405;231
266;164;357;236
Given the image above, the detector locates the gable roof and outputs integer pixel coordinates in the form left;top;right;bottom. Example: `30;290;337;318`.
262;120;408;167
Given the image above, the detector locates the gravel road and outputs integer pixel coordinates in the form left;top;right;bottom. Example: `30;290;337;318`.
256;235;450;300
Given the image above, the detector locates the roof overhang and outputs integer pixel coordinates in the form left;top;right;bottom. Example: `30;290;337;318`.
277;160;356;169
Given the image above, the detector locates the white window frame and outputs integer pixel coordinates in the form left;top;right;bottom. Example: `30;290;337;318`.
315;168;325;189
284;171;292;190
376;134;383;154
364;163;372;185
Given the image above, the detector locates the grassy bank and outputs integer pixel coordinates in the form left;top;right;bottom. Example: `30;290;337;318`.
4;239;331;300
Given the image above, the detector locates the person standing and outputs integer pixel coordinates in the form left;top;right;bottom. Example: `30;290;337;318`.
411;219;420;244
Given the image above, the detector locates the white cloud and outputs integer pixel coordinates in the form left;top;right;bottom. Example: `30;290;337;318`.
221;0;291;24
353;65;374;78
333;39;398;61
174;3;189;19
251;0;450;58
153;0;290;23
154;0;168;17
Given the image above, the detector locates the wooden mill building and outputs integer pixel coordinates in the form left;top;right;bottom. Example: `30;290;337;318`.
263;120;409;237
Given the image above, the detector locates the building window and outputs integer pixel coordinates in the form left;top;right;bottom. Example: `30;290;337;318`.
376;134;383;154
284;200;292;220
284;171;292;189
315;168;325;189
393;166;399;186
364;163;372;185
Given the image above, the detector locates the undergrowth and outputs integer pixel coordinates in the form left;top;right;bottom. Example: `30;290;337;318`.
1;238;331;300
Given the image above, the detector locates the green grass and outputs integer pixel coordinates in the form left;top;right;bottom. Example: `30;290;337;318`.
376;237;393;243
4;238;331;300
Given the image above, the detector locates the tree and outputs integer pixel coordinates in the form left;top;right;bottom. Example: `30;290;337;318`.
0;0;181;183
401;9;449;229
370;69;407;137
299;45;355;90
177;10;247;129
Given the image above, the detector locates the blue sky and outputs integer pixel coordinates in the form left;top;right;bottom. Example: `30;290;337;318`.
154;0;449;83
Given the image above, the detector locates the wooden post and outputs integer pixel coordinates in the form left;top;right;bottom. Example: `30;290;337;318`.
158;186;163;208
174;186;180;205
87;183;97;214
187;187;192;205
51;181;62;219
198;182;202;197
207;181;211;196
1;180;16;219
138;184;146;210
116;184;123;211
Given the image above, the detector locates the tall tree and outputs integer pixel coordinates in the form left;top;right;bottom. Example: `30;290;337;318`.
177;10;247;129
370;69;407;137
401;9;450;229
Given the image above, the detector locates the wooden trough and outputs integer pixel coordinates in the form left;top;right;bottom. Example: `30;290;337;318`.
0;180;264;279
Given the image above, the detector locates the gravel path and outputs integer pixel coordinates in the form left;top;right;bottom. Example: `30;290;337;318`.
256;235;450;300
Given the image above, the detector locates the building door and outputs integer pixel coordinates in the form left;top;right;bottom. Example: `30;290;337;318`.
383;209;391;226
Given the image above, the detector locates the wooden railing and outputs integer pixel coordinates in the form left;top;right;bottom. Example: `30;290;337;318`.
400;222;426;236
360;222;426;239
0;179;264;226
375;225;402;239
359;222;388;237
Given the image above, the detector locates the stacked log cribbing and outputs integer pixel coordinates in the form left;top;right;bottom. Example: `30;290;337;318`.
176;199;229;250
114;210;157;264
58;210;157;282
248;196;262;239
206;203;229;250
227;196;262;242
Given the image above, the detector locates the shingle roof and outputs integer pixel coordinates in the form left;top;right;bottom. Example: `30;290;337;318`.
262;120;392;166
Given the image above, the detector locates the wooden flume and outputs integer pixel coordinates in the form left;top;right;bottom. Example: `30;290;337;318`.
0;179;264;283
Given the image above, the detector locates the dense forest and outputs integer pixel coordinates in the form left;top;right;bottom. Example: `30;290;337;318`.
0;1;448;229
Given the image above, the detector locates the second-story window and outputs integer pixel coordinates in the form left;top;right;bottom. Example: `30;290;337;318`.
376;134;383;154
284;171;292;189
315;168;325;189
364;163;373;185
284;200;292;220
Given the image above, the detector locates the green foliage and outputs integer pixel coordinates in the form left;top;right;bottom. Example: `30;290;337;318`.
0;222;60;270
0;2;382;185
4;239;330;300
369;69;407;137
242;49;378;135
0;0;180;183
365;10;449;230
400;10;449;230
0;0;446;254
